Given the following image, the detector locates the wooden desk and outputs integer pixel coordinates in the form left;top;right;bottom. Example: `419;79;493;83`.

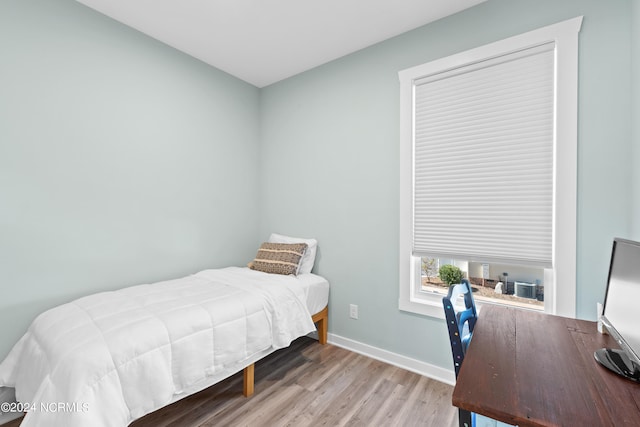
452;305;640;427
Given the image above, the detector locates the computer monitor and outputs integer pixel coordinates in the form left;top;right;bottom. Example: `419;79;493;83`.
594;238;640;382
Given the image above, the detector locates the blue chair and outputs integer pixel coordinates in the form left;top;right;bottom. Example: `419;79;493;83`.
443;279;477;427
443;280;512;427
442;279;477;376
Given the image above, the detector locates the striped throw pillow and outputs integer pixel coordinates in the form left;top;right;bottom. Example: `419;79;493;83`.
248;242;308;275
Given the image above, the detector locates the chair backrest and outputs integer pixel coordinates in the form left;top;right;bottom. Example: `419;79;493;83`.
443;284;504;427
442;279;478;378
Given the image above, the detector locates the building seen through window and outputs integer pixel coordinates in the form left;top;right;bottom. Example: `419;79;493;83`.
421;257;544;310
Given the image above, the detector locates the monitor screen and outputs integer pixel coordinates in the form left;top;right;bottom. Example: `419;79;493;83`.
599;238;640;378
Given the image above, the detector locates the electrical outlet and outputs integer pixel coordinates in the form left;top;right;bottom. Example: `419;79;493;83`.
349;304;358;319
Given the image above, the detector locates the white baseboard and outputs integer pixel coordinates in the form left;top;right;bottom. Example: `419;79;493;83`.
327;333;456;386
0;387;21;425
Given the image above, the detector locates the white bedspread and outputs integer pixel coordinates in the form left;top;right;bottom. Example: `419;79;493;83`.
0;267;316;427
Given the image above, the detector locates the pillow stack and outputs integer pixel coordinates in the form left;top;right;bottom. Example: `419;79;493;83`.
249;242;308;276
268;233;318;274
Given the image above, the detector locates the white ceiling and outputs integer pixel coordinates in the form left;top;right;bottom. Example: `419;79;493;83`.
75;0;486;88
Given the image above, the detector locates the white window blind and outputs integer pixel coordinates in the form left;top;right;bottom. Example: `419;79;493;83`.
412;42;555;268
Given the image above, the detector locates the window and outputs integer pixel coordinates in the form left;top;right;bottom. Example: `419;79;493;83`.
421;257;545;311
399;17;582;318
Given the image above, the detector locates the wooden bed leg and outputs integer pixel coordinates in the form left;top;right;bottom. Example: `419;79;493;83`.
243;364;254;397
316;316;327;345
312;306;328;345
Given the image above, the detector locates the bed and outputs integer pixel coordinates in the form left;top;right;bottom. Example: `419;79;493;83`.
0;236;329;427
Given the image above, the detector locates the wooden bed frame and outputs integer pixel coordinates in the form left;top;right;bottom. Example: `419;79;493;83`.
242;305;328;396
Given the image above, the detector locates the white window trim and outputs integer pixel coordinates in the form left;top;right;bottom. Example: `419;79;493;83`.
399;16;582;319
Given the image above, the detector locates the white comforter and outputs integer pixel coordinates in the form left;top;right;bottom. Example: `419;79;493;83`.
0;267;316;426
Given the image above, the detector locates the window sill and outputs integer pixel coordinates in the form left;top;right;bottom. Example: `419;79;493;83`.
399;293;446;319
400;286;546;320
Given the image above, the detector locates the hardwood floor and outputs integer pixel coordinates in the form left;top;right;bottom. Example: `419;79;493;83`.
4;337;458;426
134;337;457;427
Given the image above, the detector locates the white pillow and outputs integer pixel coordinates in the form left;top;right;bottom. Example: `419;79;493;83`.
268;233;317;274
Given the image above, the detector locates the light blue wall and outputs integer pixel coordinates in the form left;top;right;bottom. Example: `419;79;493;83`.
1;0;635;372
259;0;633;369
633;0;640;240
0;0;260;359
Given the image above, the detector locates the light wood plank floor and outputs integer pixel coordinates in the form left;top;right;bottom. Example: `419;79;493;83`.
5;337;458;427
